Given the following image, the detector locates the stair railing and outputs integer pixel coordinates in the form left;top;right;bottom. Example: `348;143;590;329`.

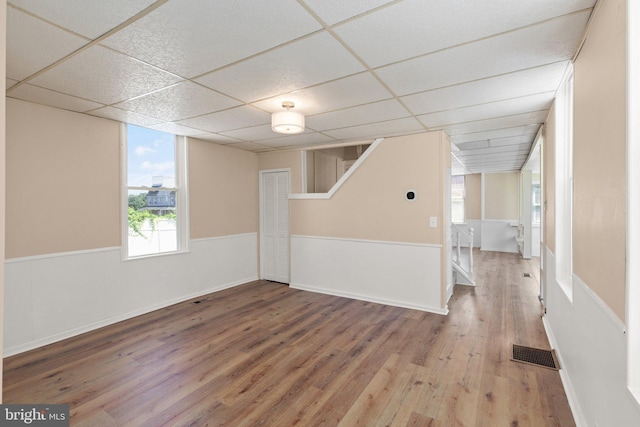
452;224;474;272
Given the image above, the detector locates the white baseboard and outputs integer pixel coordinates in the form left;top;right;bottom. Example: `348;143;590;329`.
290;282;448;315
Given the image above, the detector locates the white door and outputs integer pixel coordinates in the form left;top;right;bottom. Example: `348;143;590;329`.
260;170;290;283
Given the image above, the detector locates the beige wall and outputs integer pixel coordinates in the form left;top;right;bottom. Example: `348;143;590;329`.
572;0;626;320
483;172;519;220
257;150;303;193
465;174;482;220
291;132;447;245
189;139;259;239
313;151;339;193
6;99;121;259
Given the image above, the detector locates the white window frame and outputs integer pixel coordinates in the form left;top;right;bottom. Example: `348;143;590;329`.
121;124;189;260
555;64;574;301
627;0;640;404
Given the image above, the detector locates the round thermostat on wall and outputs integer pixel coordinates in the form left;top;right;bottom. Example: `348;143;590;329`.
405;190;417;202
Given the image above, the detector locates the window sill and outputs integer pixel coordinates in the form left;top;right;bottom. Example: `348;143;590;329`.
123;248;191;262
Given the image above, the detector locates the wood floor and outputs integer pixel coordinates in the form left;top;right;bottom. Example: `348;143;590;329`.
3;251;574;426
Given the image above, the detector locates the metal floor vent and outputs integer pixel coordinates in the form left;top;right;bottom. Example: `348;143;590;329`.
511;344;559;370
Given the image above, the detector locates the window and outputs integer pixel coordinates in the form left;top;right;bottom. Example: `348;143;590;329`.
123;124;189;259
555;65;574;299
451;175;465;223
532;184;541;224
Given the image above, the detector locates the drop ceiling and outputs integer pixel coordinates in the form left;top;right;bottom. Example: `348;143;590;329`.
6;0;596;174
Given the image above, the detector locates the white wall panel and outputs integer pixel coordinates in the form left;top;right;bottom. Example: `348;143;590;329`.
543;247;640;427
480;220;519;253
4;233;258;356
290;235;446;314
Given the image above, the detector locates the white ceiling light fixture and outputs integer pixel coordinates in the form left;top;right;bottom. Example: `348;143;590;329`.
272;101;305;134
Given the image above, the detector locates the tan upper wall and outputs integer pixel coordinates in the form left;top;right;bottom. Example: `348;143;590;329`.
465;174;482;220
544;109;556;253
572;0;626;320
5;99;260;257
483;172;519;220
6;99;121;258
290;132;447;244
189;139;259;239
257;150;303;194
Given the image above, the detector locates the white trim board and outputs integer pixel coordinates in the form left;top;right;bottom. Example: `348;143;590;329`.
290;235;446;315
4;233;258;357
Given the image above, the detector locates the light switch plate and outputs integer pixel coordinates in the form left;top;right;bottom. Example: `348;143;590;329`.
429;217;437;228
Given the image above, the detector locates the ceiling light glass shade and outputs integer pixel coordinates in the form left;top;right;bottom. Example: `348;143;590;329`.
272;110;305;134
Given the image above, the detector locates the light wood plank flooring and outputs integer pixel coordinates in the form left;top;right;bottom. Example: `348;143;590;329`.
3;251;574;426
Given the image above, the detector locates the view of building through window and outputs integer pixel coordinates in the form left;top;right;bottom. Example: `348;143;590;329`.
451;175;465;223
126;124;178;257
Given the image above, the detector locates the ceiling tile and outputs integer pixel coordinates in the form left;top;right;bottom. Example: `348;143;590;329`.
323;117;424;140
456;135;533;151
259;132;336;149
177;106;271;133
196;32;365;103
435;111;548;136
418;92;554;129
401;61;569;115
334;0;595;68
376;11;590;96
7;78;19;89
225;142;274;152
450;124;540;144
302;0;395;25
456;140;490;150
9;0;157;39
29;45;183;105
489;135;536;147
306;99;410;131
190;133;244;145
114;81;241;122
146;122;205;137
7;7;88;80
251;72;393;115
220;124;282;141
100;0;322;78
459;149;530;160
88;106;164;127
7;84;105;113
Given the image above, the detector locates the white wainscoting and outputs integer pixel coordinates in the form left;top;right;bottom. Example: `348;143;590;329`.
480;219;519;253
290;235;446;315
542;247;640;427
4;233;258;357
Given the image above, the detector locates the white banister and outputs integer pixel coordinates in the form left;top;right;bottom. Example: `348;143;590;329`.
451;223;476;287
469;227;474;271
